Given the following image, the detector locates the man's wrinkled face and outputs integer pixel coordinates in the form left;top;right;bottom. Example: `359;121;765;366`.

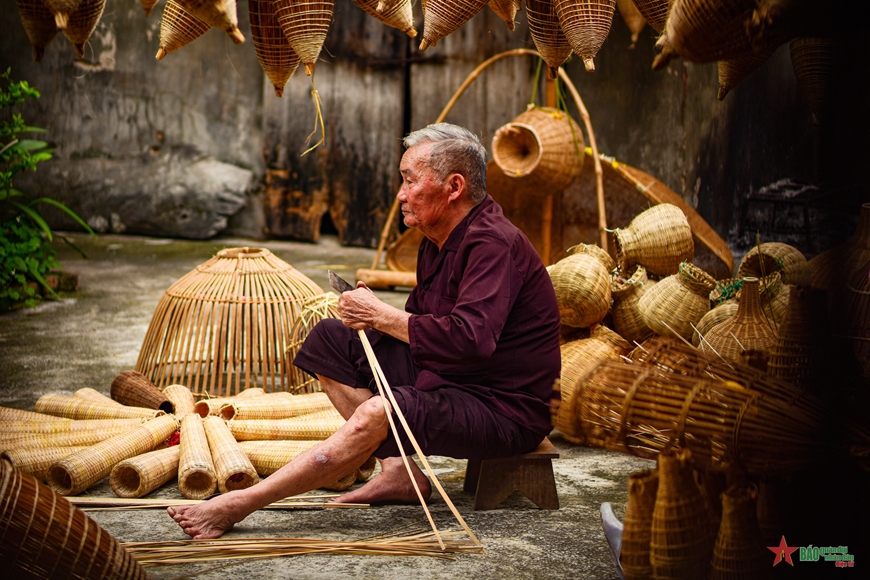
398;144;449;231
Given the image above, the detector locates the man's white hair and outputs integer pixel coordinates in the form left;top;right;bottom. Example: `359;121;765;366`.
403;123;488;204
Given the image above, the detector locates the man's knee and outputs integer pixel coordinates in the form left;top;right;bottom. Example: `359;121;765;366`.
349;397;391;436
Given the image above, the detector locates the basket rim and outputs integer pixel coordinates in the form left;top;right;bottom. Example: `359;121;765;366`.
492;122;543;177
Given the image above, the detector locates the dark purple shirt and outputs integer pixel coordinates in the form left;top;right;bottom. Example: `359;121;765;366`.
406;195;561;437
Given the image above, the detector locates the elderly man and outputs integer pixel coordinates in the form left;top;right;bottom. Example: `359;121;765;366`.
168;123;561;539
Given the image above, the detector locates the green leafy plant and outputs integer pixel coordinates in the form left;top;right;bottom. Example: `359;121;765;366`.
1;67;94;310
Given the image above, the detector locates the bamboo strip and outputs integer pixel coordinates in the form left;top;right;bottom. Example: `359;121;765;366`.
1;445;88;481
111;445;181;498
73;387;123;406
34;394;165;420
203;416;259;492
178;414;217;499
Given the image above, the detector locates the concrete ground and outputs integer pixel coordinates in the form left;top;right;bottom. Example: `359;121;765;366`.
0;232;651;580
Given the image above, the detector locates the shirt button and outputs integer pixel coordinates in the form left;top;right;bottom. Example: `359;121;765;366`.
423;282;430;290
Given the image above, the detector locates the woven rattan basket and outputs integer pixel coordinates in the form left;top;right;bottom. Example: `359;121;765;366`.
526;0;573;78
567;242;615;271
548;252;612;329
275;0;334;75
790;36;840;124
710;483;768;580
156;0;210;60
164;383;197;417
611;265;656;344
110;445;180;498
692;301;737;347
352;0;417;37
111;370;173;413
632;0;669;33
286;292;340;394
203;416;259;492
1;446;88;482
488;0;521;31
72;386;123;406
492;106;585;193
638;261;715;340
616;0;646;45
229;409;345;440
250;0;301;97
34;394;165;421
614;203;694;276
738;242;811;287
554;0;616;71
61;0;105;58
178;414;217;500
702;277;777;363
419;0;487;50
136;247;323;397
619;468;659;580
0;458;149;579
16;0;60;62
178;0;245;44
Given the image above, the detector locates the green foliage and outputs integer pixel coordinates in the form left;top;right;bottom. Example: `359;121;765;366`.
0;68;94;311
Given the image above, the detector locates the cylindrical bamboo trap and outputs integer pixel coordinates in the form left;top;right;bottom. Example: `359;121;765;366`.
554;0;616;71
238;439;320;475
0;406;68;422
419;0;488;50
229;410;346;441
614;203;694;276
250;0;301;97
47;414;179;496
178;414;217;499
61;0;105;58
110;445;181;498
237;387;267;398
0;417;143;435
1;446;88;482
0;458;150;579
286;292;340;394
620;468;659;580
164;383;197;416
203;416;259;492
548;253;611;329
275;0;334;75
34;394;165;421
73;386;123;406
194;396;235;417
351;0;417;38
156;0;211;60
176;0;245;43
112;370;173;413
16;0;60;62
135;247;323;396
220;391;335;420
526;0;573;78
0;421;146;451
710;483;769;580
487;0;521;31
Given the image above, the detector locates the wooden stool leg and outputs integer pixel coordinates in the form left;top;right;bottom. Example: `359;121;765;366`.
464;458;482;494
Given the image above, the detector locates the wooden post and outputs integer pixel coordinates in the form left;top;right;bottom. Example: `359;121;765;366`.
541;77;557;266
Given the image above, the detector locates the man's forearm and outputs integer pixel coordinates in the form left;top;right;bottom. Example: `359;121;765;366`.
372;305;411;343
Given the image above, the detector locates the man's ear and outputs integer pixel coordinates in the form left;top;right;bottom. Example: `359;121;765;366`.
445;173;466;201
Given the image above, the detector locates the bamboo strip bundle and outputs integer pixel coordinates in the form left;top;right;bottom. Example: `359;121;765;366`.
112;370;173;412
351;0;417;37
275;0;334;75
616;0;645;45
34;394;166;420
111;445;181;498
47;414;179;496
1;446;88;482
710;483;768;580
176;0;245;43
230;411;346;440
73;386;123;406
41;0;81;29
0;458;150;579
178;414;217;499
0;406;67;422
239;439;321;474
16;0;60;62
632;0;669;33
554;0;616;71
488;0;521;31
526;0;573;78
419;0;488;50
61;0;106;58
203;416;259;492
136;247;323;396
286;292;340;394
140;0;160;16
220;391;335;420
0;417;144;435
156;0;211;60
620;469;659;580
250;0;301;97
164;383;196;416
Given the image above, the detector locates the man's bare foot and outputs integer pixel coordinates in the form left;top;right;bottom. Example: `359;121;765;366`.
333;457;431;505
167;492;246;539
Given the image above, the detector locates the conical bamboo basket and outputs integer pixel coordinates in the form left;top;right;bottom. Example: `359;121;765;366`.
203;416;259;492
164;383;197;417
111;370;173;413
487;0;521;31
156;0;211;60
16;0;60;62
34;394;165;421
286;292;340;394
140;0;160;17
554;0;616;71
662;0;760;64
611;265;656;344
843;260;870;379
73;386;123;406
175;0;245;43
790;36;839;125
767;285;829;391
351;0;417;38
250;0;301;97
616;0;645;45
229;410;346;440
1;446;88;482
632;0;669;33
619;468;659;580
275;0;334;75
808;203;870;292
702;277;777;363
0;458;150;579
61;0;105;58
526;0;573;78
614;203;694;276
135;247;323;397
419;0;488;50
220;391;336;420
110;445;181;498
638;261;714;340
41;0;81;29
710;483;769;580
178;414;217;499
717;39;781;100
548;252;612;329
737;242;810;287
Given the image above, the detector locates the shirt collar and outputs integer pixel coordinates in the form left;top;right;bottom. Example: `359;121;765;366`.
441;195;492;253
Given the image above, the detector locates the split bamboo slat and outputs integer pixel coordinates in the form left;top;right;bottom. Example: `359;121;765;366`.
526;0;573;78
73;386;123;406
178;414;217;499
110;445;181;498
136;247;323;397
275;0;334;75
487;0;521;31
111;370;173;412
737;242;811;287
0;421;146;451
164;383;197;417
710;483;769;580
175;0;245;44
286;292;340;394
0;458;150;579
614;203;694;277
41;0;81;29
351;0;417;38
34;394;166;421
638;261;714;341
616;0;645;45
611;265;656;344
61;0;106;58
250;0;301;97
140;0;160;17
548;253;611;329
1;446;88;482
156;0;211;60
631;0;669;33
238;439;320;474
230;410;346;440
47;414;179;496
15;0;60;62
203;416;259;492
620;468;659;580
419;0;488;50
220;391;335;420
554;0;616;71
0;406;68;422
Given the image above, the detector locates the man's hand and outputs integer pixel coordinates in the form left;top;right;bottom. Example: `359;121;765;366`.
337;281;411;343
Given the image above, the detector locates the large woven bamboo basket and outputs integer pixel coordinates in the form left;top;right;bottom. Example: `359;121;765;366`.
526;0;573;78
767;285;829;392
616;0;646;45
702;277;778;363
568;242;615;271
229;410;346;440
16;0;60;62
554;0;616;71
638;261;714;341
275;0;334;75
0;458;149;579
611;265;656;344
41;0;81;29
614;203;694;276
492;106;585;193
710;483;769;580
352;0;417;37
1;446;88;482
419;0;488;50
203;416;259;492
156;0;211;60
178;414;217;499
737;242;811;287
136;247;323;397
548;252;612;329
619;468;659;580
286;292;340;393
61;0;105;58
112;370;173;413
487;0;521;31
790;36;840;125
176;0;245;43
250;0;301;97
110;445;180;498
632;0;669;33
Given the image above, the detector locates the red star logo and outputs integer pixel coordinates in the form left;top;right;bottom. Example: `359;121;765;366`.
768;536;799;566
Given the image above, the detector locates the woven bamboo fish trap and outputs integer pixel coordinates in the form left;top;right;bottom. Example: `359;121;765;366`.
492;106;585;193
136;247;323;397
702;278;777;363
0;406;66;422
73;386;123;406
614;203;694;277
767;285;829;391
790;37;840;125
164;383;197;417
419;0;488;50
178;414;217;499
526;0;573;78
238;439;321;474
192;388;265;416
710;483;768;580
112;370;173;413
250;0;301;97
717;39;782;100
650;449;715;580
809;203;870;292
275;0;334;75
487;0;521;31
590;323;632;352
176;0;245;43
619;468;659;580
548;252;612;329
0;458;150;579
41;0;81;29
632;0;669;33
1;446;88;482
611;265;656;344
616;0;645;45
16;0;60;62
738;242;810;287
156;0;211;60
638;261;714;341
230;410;345;440
47;414;179;496
219;391;335;420
843;260;870;378
34;394;165;421
554;0;616;71
661;0;759;64
140;0;160;16
568;242;615;271
110;445;180;498
61;0;105;58
286;292;340;394
202;416;259;492
0;417;142;435
692;301;737;347
351;0;417;38
0;421;146;451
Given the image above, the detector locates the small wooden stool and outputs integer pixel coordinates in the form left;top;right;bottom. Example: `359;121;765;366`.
463;437;560;510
